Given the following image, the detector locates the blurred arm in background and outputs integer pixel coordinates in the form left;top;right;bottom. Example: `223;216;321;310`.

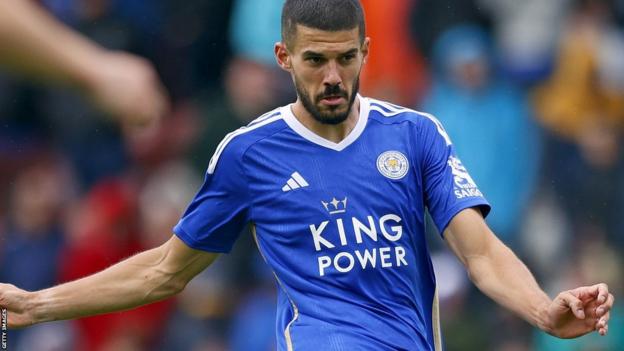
0;0;169;126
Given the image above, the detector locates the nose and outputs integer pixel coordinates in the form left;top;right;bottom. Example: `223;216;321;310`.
323;61;342;87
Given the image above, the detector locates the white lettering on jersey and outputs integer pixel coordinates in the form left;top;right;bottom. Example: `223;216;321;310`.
355;249;377;269
317;246;408;276
379;247;392;268
310;213;410;276
310;221;335;251
336;218;348;246
395;246;408;266
352;216;377;244
379;214;402;241
310;213;403;251
334;252;355;273
318;256;331;276
447;156;483;199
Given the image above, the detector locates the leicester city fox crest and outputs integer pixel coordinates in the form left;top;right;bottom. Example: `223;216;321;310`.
377;151;409;180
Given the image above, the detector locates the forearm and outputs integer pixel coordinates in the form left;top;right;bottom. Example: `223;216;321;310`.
0;0;102;88
445;209;554;331
466;237;552;331
28;243;183;324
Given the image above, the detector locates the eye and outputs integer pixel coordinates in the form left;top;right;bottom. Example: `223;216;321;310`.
341;53;357;63
305;56;324;65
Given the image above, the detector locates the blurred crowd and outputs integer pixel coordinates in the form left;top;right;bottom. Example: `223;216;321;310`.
1;0;624;350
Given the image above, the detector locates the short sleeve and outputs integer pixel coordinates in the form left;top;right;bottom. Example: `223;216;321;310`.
173;140;250;253
419;115;491;234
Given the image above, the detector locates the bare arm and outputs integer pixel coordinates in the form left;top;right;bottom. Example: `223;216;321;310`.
0;0;168;125
0;235;217;328
444;208;614;338
0;0;102;86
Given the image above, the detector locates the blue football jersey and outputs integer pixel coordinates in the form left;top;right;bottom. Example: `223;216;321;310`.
174;96;490;351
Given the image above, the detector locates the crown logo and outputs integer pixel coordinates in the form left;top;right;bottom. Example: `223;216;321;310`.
321;197;347;215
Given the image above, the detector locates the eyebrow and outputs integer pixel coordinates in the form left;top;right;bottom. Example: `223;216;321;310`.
340;48;359;56
302;48;359;58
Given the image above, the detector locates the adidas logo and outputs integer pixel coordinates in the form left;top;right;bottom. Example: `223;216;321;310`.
282;172;309;192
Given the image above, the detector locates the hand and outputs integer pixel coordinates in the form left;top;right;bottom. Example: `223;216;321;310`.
0;283;36;329
83;51;170;127
544;283;614;338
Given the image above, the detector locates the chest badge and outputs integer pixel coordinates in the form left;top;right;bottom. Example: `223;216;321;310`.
377;151;409;180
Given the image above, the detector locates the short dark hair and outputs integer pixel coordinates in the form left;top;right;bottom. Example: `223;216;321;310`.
281;0;366;49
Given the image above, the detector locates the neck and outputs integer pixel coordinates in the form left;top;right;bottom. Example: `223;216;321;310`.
291;96;361;143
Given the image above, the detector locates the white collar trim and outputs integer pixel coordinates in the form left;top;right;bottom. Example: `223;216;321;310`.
281;95;369;151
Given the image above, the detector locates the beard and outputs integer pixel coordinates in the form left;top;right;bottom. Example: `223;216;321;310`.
294;76;360;125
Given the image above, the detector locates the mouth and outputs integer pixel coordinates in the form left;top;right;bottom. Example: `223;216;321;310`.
320;95;347;106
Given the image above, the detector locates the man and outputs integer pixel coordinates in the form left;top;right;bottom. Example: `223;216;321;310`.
0;1;614;350
0;0;168;126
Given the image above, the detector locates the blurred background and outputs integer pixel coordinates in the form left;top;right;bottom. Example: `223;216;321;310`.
1;0;624;350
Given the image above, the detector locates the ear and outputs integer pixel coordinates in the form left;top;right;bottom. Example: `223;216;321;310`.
361;37;371;65
275;42;292;72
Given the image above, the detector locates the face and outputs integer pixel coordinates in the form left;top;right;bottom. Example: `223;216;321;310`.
276;25;369;125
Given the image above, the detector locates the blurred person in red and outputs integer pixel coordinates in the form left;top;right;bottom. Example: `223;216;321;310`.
359;0;428;105
59;179;174;351
0;0;168;127
57;97;202;350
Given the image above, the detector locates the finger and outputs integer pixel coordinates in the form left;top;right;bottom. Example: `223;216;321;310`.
571;285;597;300
556;291;586;319
599;324;608;336
597;293;615;317
585;299;601;318
595;283;610;304
595;312;609;330
571;283;605;302
602;311;610;326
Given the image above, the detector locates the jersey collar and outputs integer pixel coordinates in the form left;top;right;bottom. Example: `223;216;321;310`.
281;95;370;151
